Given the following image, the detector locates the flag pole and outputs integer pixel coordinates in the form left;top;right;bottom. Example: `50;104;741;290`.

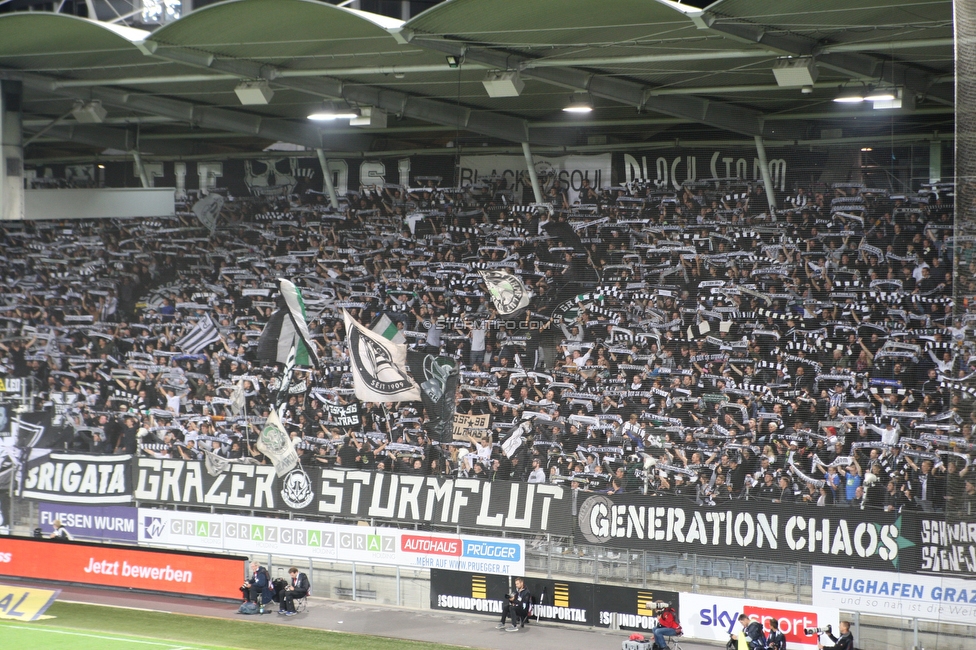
275;341;298;417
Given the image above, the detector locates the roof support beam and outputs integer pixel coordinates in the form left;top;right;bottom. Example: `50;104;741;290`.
23;122;201;156
694;12;953;106
3;69;376;152
142;42;572;146
407;35;766;138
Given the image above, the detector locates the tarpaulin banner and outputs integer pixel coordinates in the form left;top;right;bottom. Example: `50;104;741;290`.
38;503;137;543
457;154;611;204
21;452;133;504
916;517;976;578
0;537;245;599
138;509;524;576
0;583;61;621
679;592;839;650
430;569;678;630
133;460;571;534
573;492;919;573
322;401;362;428
812;565;976;626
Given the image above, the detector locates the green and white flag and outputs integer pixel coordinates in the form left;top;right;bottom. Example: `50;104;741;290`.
255;408;299;477
369;313;406;344
257;279;319;367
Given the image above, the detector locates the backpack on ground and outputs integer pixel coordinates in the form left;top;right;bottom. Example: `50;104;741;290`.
238;601;260;615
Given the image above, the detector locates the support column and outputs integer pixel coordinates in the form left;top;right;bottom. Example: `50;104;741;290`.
521;142;544;205
754;135;777;214
316;148;340;209
929;140;942;183
132;150;150;189
0;80;24;221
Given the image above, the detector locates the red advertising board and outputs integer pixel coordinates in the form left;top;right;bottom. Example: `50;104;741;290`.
0;537;245;599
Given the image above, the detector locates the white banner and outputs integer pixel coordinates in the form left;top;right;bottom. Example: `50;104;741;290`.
679;592;839;650
457;154;611;204
137;509;524;576
812;565;976;626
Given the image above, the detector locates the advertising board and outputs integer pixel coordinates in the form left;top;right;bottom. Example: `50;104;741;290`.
38;503;137;543
812;565;976;626
430;569;679;629
679;593;840;650
0;536;244;599
138;509;524;576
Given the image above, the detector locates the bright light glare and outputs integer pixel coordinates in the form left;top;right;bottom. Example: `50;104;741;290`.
865;91;896;102
833;95;864;103
308;112;358;121
563;104;593;113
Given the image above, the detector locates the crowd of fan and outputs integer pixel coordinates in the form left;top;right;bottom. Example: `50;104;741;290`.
0;170;974;518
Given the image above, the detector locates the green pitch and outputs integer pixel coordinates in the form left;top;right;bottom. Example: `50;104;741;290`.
4;602;468;650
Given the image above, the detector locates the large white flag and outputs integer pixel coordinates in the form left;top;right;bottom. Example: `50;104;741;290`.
255;409;298;477
343;310;420;403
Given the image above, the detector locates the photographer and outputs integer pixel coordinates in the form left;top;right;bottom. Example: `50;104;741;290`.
496;577;531;632
817;621;854;650
767;618;786;649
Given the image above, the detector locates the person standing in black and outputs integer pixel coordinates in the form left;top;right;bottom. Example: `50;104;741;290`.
336;435;360;468
818;621;854;650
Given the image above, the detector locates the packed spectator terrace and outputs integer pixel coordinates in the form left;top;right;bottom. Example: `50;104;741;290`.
1;174;972;517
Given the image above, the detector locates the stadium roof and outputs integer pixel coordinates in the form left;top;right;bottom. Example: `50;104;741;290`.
0;0;954;163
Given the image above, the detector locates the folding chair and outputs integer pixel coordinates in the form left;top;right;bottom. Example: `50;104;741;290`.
294;589;309;614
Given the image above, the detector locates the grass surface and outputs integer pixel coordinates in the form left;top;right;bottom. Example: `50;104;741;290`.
10;601;468;650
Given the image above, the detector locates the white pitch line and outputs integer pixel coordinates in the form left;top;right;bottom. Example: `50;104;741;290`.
60;599;171;614
0;624;209;648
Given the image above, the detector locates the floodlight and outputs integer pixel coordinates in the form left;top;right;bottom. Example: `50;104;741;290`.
482;70;524;98
234;80;274;105
563;93;593;113
71;100;107;124
772;57;819;87
308;102;359;121
833;87;865;103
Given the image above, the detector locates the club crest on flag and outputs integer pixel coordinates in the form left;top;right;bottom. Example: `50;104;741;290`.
479;270;530;315
343;310;420;402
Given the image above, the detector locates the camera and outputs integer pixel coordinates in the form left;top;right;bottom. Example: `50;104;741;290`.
804;625;831;635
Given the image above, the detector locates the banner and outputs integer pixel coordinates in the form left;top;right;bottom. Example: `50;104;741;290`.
0;378;23;393
679;593;839;650
0;537;245;599
323;401;362;428
430;570;678;630
812;565;976;626
344;309;421;403
38;503;137;543
615;147;799;192
133;460;571;533
917;517;976;578
406;351;460;444
138;509;523;576
457;154;611;204
453;413;491;440
0;583;61;621
573;493;918;572
20;452;133;504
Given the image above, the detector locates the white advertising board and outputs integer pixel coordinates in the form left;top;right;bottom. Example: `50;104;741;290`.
137;509;523;576
679;593;840;650
813;565;976;626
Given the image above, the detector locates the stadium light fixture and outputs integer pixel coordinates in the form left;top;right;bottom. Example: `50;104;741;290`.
563;93;593;113
308;102;359;121
446;55;463;68
833;87;865;103
71;100;107;123
482;70;525;98
234;80;274;105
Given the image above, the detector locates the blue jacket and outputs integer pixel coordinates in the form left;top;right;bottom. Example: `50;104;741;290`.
249;567;274;604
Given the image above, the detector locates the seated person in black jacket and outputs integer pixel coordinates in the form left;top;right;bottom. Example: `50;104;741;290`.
496;577;531;631
278;567;310;615
818;621;854;650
